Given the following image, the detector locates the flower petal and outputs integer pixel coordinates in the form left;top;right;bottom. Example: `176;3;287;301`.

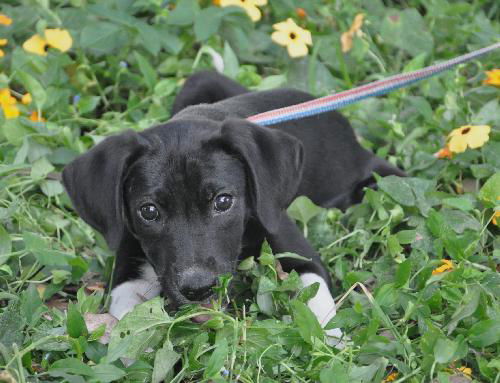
2;104;19;119
271;31;290;47
245;4;261;22
287;41;308;58
23;34;48;56
351;13;365;33
299;28;312;45
466;125;491;149
0;39;7;46
45;28;72;52
448;135;467;153
220;0;240;7
483;69;500;86
341;32;353;53
273;19;293;32
252;0;267;6
22;93;32;105
0;14;12;26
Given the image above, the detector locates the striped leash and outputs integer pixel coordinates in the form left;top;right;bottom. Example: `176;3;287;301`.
247;42;500;127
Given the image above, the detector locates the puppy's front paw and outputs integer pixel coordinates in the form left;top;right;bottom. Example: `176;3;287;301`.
299;273;344;347
109;264;161;320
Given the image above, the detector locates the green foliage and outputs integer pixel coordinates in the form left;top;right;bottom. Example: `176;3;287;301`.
0;0;499;382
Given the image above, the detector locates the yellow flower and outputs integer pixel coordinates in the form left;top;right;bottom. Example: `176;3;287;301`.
341;13;365;53
432;259;454;275
23;28;72;56
457;366;472;378
219;0;267;22
447;125;491;153
383;372;399;382
0;38;7;58
0;14;12;26
492;197;500;226
483;69;500;87
0;88;20;119
272;18;312;58
21;93;32;105
29;111;45;122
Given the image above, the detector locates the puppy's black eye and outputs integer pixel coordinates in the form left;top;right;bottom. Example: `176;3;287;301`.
140;204;159;221
214;194;233;213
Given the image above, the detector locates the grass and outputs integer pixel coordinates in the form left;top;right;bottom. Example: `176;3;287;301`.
0;0;499;382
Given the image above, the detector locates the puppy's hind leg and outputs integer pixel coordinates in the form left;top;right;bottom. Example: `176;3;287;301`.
172;71;248;115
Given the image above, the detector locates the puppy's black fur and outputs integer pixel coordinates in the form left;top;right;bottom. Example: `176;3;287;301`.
63;71;404;309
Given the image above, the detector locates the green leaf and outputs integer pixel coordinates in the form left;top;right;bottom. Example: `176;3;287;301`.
396;229;416;244
223;42;239;79
17;70;47;109
387;235;403;257
237;256;255;271
290;300;324;344
0;302;24;350
468;320;500;347
31;157;55;180
194;7;222;41
49;358;95;377
296;282;319;303
448;286;481;335
377;176;415;206
442;197;474;211
76;96;100;115
434;338;458;364
134;52;158;91
380;9;434;56
108;298;169;359
154;79;177;98
67;301;88;338
204;338;228;379
91;364;126;382
152;341;180;383
167;0;199;26
478;172;500;207
320;362;349;383
80;21;125;55
136;23;162;57
0;224;12;263
394;259;411;288
41;180;64;197
287;196;323;226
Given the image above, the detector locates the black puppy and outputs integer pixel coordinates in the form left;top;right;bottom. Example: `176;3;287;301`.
63;72;403;340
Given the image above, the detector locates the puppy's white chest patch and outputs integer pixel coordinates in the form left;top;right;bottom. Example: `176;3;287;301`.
300;273;343;344
109;264;161;320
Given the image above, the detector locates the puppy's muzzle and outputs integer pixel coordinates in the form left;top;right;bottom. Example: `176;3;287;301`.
178;267;217;301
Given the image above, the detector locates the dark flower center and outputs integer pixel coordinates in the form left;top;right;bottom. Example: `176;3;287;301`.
461;127;471;135
289;32;297;40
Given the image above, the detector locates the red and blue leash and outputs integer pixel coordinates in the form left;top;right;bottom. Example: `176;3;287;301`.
247;42;500;126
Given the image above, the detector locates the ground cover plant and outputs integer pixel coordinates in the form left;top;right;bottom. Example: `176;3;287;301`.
0;0;499;382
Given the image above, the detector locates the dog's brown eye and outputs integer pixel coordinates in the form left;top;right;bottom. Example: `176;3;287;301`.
214;194;233;212
140;204;159;221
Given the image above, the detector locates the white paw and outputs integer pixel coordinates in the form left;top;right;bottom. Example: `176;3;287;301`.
109;263;161;320
300;273;344;347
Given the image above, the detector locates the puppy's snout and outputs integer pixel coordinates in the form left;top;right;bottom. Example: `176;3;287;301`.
178;267;217;302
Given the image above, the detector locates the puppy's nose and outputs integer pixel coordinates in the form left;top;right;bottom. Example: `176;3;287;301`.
178;268;217;302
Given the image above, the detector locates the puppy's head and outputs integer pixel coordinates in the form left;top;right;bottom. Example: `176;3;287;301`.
62;119;303;308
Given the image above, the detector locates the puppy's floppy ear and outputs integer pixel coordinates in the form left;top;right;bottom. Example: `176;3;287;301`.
219;119;304;234
62;131;148;250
